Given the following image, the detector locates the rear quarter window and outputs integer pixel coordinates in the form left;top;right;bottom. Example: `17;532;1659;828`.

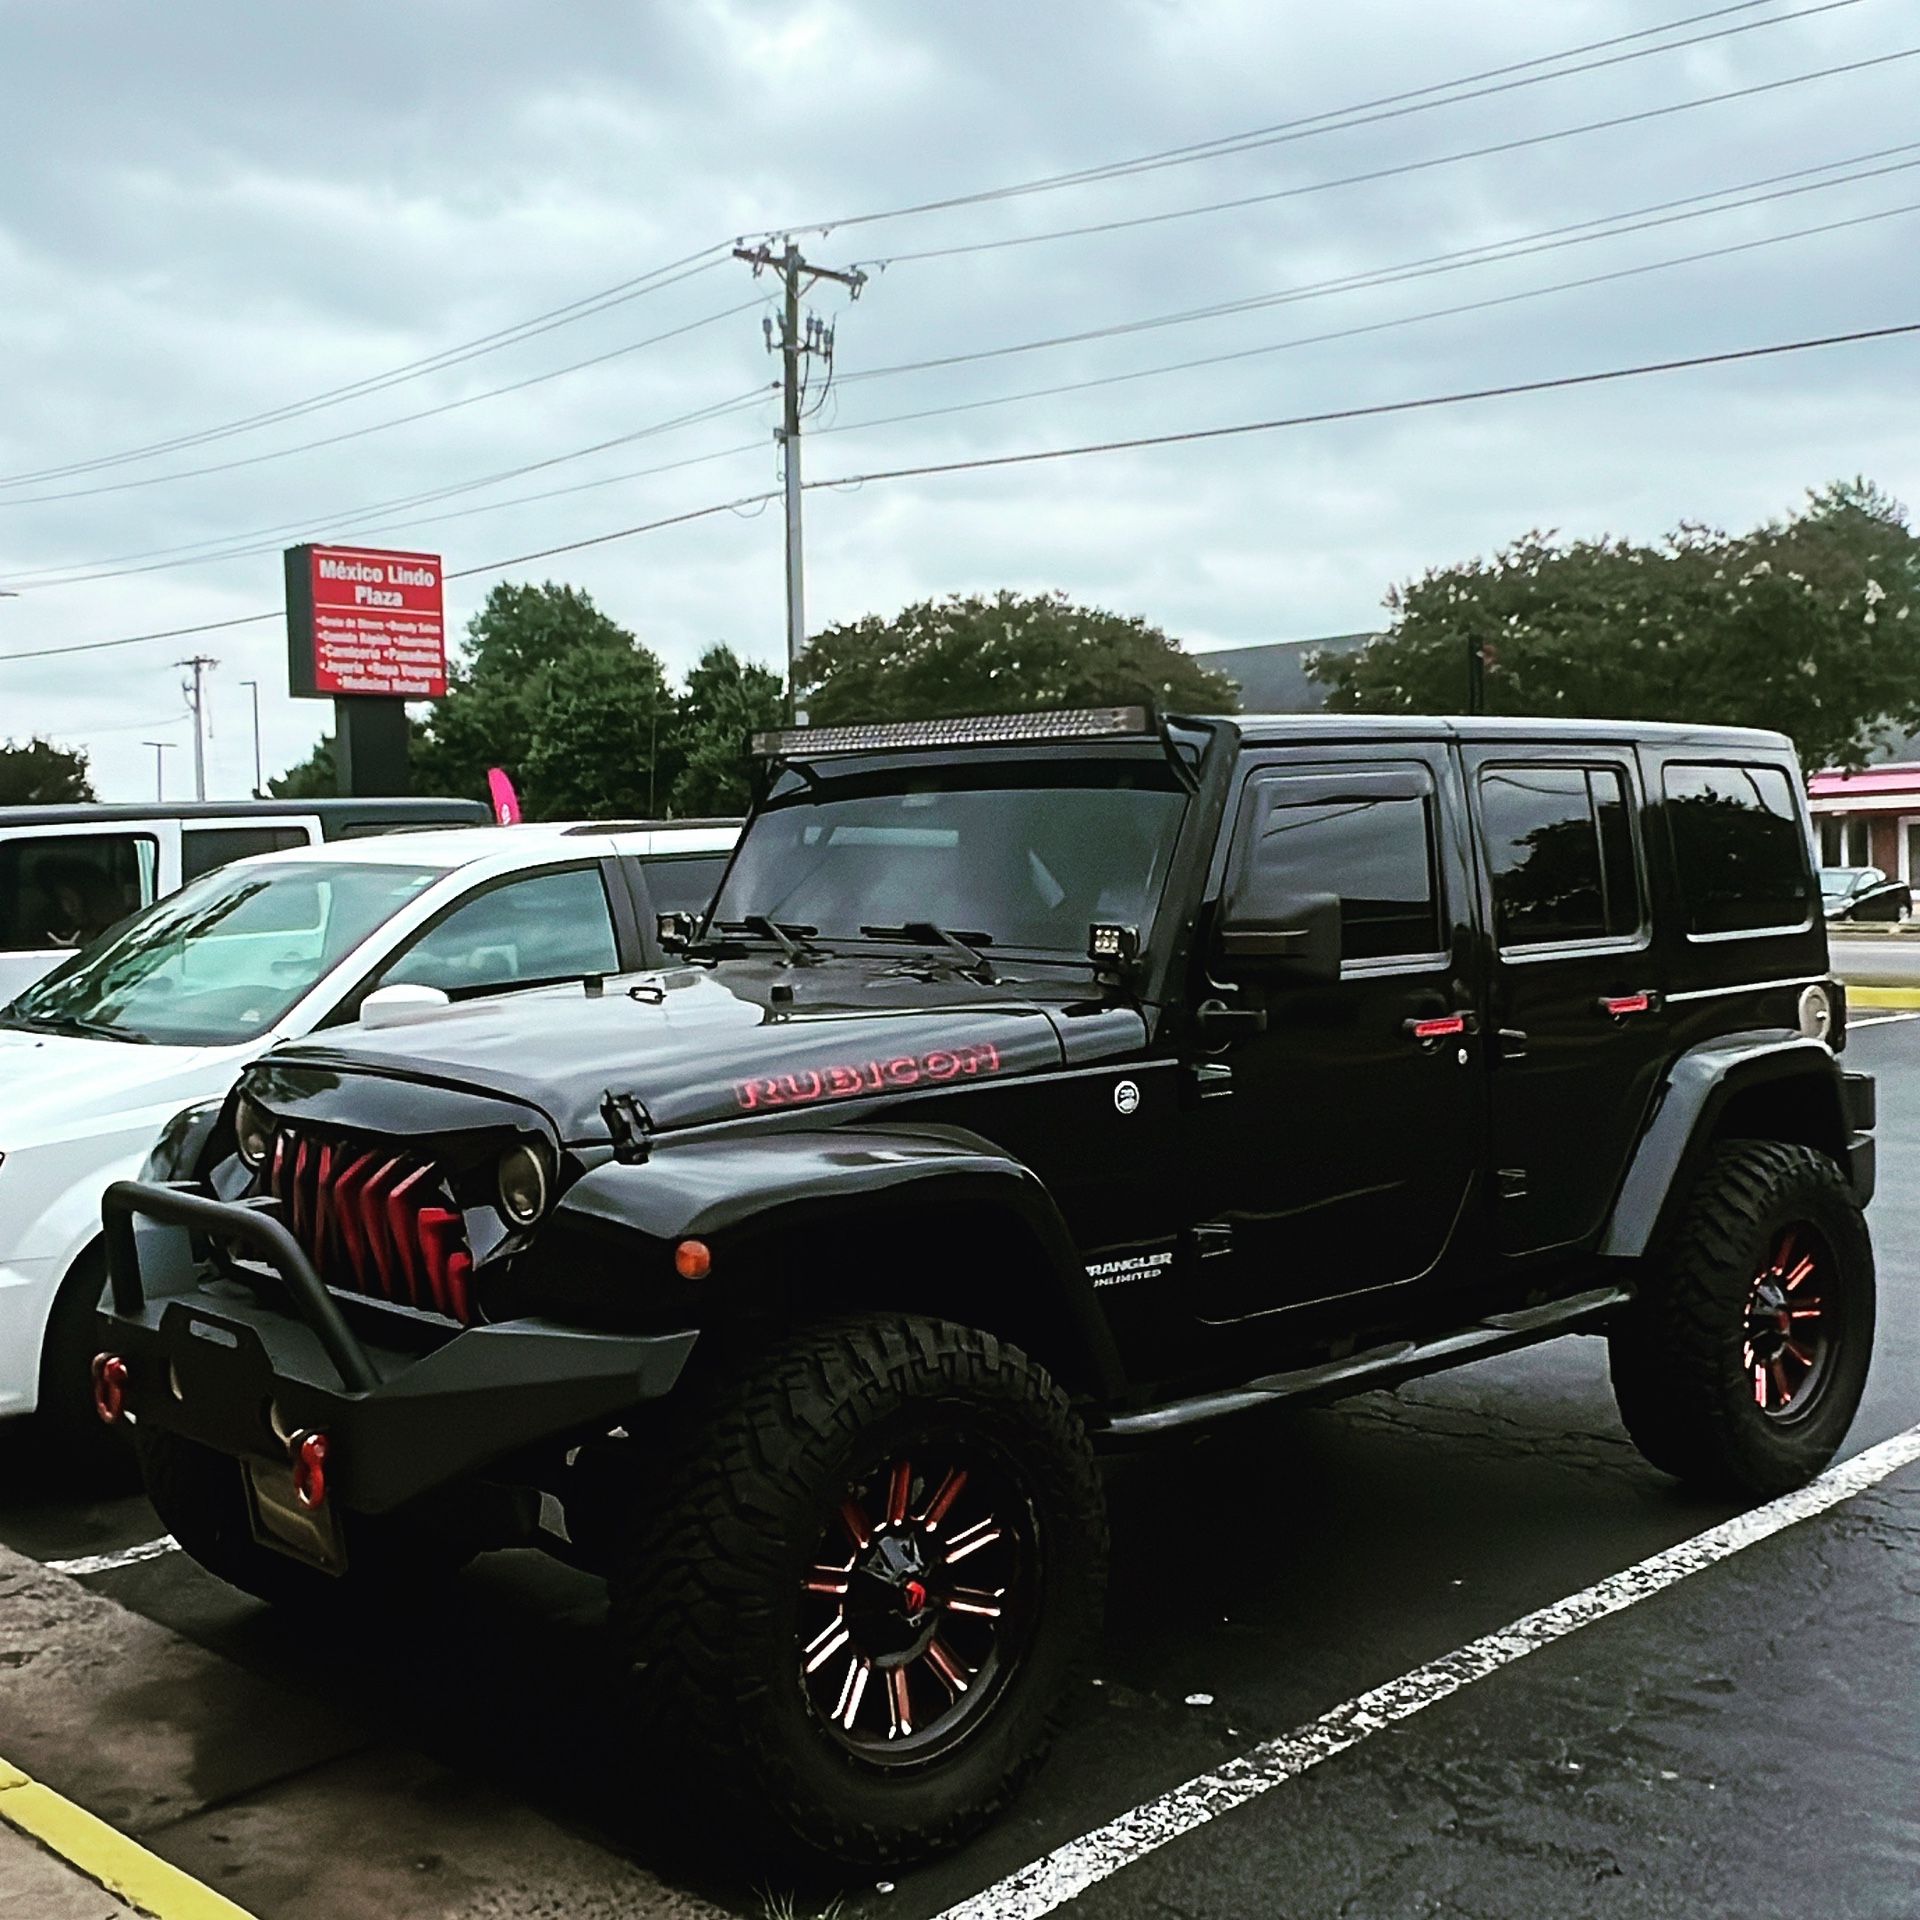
1663;762;1814;936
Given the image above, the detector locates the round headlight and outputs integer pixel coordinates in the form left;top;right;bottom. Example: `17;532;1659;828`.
233;1093;274;1170
498;1143;550;1225
1797;982;1834;1044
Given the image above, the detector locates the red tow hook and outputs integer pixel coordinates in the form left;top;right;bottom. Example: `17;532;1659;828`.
90;1354;129;1425
290;1431;330;1510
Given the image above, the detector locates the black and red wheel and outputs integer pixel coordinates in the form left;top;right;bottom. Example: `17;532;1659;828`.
611;1317;1106;1867
1610;1140;1874;1497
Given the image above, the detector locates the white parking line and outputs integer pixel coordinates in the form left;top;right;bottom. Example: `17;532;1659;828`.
1848;1011;1920;1027
46;1536;179;1577
934;1424;1920;1920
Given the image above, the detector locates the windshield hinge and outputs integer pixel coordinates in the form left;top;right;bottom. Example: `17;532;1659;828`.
601;1090;655;1165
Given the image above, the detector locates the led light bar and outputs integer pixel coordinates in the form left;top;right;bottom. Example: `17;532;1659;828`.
751;706;1152;757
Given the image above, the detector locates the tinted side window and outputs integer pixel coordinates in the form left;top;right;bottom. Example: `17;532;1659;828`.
641;855;730;916
1664;763;1812;935
1239;777;1439;962
181;825;310;881
381;866;619;996
0;834;158;950
1479;765;1640;948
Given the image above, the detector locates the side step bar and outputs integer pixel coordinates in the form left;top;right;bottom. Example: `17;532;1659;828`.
1099;1285;1632;1440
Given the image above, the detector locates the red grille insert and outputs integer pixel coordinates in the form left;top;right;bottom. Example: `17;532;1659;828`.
269;1131;476;1324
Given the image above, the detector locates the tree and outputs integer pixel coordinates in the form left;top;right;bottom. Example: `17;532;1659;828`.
411;581;675;819
1310;480;1920;771
0;736;94;805
268;719;433;800
665;645;785;815
797;590;1240;724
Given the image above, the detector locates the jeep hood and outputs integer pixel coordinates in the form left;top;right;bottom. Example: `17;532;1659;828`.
243;961;1122;1144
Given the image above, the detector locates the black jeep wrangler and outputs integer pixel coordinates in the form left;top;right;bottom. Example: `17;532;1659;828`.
99;707;1875;1866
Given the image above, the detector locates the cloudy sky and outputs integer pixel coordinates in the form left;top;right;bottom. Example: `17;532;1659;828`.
1;0;1915;800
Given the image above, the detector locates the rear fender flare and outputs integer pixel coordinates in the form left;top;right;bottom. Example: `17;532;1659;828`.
552;1123;1125;1398
1601;1033;1849;1261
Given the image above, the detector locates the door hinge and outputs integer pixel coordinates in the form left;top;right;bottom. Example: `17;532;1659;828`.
1496;1167;1529;1201
1190;1221;1234;1261
1185;1060;1235;1101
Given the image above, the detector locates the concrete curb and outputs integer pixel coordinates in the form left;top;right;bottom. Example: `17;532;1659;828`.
0;1544;728;1920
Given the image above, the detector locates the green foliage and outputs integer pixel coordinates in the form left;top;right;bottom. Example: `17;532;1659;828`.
1311;479;1920;771
797;590;1240;724
0;735;94;804
267;735;335;800
667;645;784;816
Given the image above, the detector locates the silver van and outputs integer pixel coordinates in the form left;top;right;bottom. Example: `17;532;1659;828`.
0;797;489;1003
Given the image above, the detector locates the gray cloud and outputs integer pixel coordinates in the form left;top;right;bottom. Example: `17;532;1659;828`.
1;0;1915;798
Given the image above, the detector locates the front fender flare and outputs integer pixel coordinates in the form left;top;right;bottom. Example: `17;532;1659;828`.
552;1122;1125;1398
1600;1032;1851;1261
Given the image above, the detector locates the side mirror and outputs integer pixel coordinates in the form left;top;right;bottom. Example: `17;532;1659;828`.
1216;888;1341;984
360;983;452;1029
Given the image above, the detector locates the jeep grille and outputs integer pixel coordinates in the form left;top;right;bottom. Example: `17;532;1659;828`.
267;1130;474;1324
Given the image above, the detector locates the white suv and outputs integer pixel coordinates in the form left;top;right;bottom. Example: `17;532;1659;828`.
0;818;736;1474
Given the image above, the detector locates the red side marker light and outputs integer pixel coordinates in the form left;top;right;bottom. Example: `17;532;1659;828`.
674;1238;712;1281
1409;1014;1466;1040
91;1353;129;1426
291;1431;330;1510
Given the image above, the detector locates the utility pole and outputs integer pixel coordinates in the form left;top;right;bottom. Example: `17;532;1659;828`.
733;239;866;722
177;654;216;800
140;740;174;802
240;677;264;796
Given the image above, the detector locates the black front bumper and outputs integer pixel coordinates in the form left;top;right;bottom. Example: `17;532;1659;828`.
99;1180;697;1514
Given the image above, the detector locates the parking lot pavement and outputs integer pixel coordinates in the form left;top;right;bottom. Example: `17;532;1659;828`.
1;1013;1917;1919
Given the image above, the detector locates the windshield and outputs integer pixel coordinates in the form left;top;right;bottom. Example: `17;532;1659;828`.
711;756;1188;958
2;858;444;1046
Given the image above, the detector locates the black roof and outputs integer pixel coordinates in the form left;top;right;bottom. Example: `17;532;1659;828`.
0;797;489;829
1215;712;1794;752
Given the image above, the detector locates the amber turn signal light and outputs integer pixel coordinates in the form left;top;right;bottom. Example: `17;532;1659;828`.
674;1238;712;1281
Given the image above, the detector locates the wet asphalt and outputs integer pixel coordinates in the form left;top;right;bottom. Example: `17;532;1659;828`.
2;1019;1917;1919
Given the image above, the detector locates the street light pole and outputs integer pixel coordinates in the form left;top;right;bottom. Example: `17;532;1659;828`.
140;740;174;802
240;678;264;796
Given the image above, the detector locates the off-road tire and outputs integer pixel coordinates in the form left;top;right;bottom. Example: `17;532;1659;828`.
133;1425;467;1610
1610;1140;1873;1497
610;1316;1107;1868
36;1248;139;1490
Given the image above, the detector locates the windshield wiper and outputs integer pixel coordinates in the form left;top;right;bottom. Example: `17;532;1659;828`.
698;916;829;966
0;1009;150;1044
860;923;999;985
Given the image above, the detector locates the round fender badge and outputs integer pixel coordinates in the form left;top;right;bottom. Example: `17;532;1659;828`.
1113;1079;1141;1116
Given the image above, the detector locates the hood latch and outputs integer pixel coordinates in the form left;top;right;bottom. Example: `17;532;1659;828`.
601;1089;655;1165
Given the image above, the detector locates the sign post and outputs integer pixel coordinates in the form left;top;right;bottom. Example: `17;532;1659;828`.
283;543;448;796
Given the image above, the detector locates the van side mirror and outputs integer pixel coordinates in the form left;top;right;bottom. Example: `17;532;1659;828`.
1216;888;1341;984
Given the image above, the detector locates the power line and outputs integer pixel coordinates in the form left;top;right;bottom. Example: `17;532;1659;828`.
805;320;1920;492
3;317;1909;670
783;0;1866;235
0;1;1851;496
838;145;1920;385
859;44;1920;268
0;246;738;490
10;147;1913;595
0;298;770;509
814;200;1920;446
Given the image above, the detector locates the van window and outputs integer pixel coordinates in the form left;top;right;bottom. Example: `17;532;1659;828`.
181;824;311;881
1479;765;1641;948
1664;762;1813;935
642;855;730;917
0;834;157;951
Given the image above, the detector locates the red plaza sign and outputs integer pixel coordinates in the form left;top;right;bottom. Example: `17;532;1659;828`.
284;543;448;699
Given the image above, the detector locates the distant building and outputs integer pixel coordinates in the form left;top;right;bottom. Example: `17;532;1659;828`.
1194;633;1378;714
1808;764;1920;880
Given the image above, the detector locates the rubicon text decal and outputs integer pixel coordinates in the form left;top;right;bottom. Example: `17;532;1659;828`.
735;1041;1003;1111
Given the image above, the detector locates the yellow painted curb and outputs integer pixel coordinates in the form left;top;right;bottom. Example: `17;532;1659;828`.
1846;985;1920;1008
0;1757;256;1920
